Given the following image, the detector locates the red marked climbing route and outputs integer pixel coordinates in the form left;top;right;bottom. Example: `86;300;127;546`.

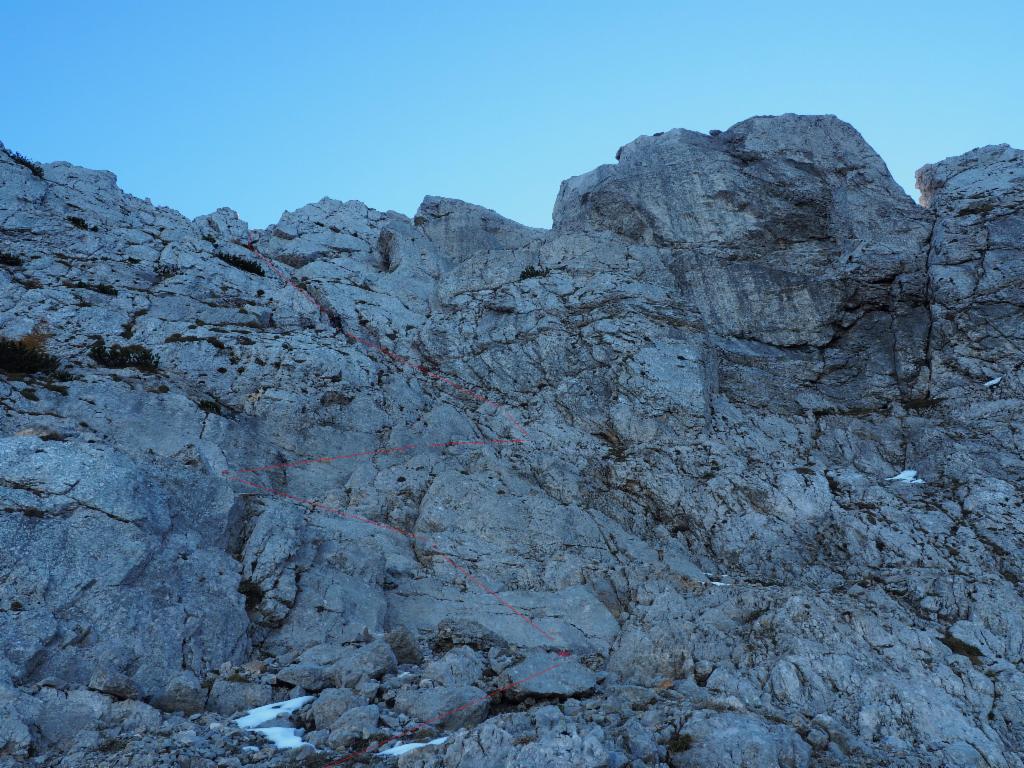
221;236;569;761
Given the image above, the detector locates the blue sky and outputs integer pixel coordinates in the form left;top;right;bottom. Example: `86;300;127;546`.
3;1;1021;228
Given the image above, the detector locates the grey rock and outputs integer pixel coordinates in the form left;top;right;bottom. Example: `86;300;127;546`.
87;668;140;700
152;672;207;715
504;651;596;699
424;646;484;688
205;679;272;716
304;687;366;731
329;640;398;688
2;117;1023;767
325;704;380;749
274;663;333;692
385;626;424;665
394;684;489;731
415;195;544;264
668;712;810;768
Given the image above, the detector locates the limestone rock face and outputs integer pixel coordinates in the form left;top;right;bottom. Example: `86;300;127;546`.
1;116;1023;768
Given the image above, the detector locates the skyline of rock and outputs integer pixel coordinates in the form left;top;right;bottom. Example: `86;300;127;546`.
1;114;1022;767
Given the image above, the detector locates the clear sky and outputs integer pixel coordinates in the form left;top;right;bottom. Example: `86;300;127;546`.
3;1;1021;229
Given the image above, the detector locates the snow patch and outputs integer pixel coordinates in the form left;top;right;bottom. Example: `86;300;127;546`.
888;469;924;484
236;695;315;750
984;376;1003;387
235;695;314;729
254;727;306;749
377;736;449;756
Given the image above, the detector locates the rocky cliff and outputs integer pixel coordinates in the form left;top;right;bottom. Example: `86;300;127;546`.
0;114;1021;768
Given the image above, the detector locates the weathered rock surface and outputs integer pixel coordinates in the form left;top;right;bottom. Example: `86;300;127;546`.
1;114;1022;767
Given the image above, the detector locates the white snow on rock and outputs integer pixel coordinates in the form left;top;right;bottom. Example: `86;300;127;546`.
984;376;1003;387
888;470;924;484
235;696;314;750
377;736;449;756
254;727;307;749
235;695;314;728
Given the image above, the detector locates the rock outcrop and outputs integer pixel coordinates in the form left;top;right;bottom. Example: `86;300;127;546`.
1;115;1021;768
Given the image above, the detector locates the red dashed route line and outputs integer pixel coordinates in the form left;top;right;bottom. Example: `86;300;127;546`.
219;237;571;761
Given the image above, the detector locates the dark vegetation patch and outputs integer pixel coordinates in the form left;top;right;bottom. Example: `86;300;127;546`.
154;264;180;280
593;430;627;462
939;630;984;664
164;333;226;349
0;329;61;376
667;731;693;753
214;251;265;276
67;216;94;231
89;339;159;372
68;281;118;296
0;253;23;267
197;399;222;415
9;150;44;178
519;265;550;280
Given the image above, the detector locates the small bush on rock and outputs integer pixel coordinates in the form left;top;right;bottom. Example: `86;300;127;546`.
667;731;693;753
214;251;265;276
0;253;23;267
0;330;61;375
69;281;118;296
155;264;180;280
9;150;44;178
520;265;550;280
89;339;159;372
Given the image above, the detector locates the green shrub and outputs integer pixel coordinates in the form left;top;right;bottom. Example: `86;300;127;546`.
70;281;118;296
68;216;90;230
520;265;550;280
0;336;61;375
89;339;159;372
9;150;43;178
154;264;179;280
667;732;693;753
214;251;265;276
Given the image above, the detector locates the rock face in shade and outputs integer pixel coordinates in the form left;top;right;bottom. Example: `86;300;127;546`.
0;115;1022;768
